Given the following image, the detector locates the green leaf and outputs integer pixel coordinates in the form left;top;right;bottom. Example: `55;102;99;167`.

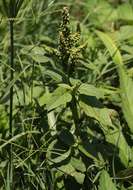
59;163;75;175
38;93;51;106
119;68;133;133
99;170;118;190
21;46;44;55
47;87;72;111
70;157;86;173
78;144;98;161
46;140;71;166
73;171;85;184
59;164;85;184
0;65;30;104
21;45;50;63
106;128;131;167
49;148;71;165
16;0;24;16
79;95;113;127
31;54;50;63
117;26;133;41
45;70;63;82
79;94;131;166
2;0;9;16
58;129;75;146
0;131;40;150
58;83;72;90
117;3;133;21
96;30;123;66
78;83;104;99
96;30;133;133
32;86;44;98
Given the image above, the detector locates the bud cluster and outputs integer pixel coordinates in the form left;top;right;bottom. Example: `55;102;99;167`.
58;7;84;75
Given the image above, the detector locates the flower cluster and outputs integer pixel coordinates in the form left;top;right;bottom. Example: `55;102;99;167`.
58;7;84;75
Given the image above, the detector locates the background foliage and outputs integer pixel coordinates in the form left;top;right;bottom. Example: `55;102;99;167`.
0;0;133;189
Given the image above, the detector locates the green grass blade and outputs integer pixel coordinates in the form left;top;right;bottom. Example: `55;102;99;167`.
0;131;40;150
96;30;133;133
2;0;9;16
0;65;30;104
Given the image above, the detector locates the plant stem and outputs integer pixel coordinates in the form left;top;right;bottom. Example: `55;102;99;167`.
70;95;80;137
9;19;14;189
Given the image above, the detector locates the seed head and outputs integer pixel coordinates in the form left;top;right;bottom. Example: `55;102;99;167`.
62;7;70;26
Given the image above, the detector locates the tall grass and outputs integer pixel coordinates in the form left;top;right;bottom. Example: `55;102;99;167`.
2;0;24;188
9;17;14;189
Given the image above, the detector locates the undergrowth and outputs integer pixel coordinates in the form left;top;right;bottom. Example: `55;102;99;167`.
0;0;133;190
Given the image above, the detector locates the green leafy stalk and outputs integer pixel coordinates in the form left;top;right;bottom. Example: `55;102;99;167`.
58;7;85;136
9;18;14;189
2;0;14;188
2;0;24;188
69;95;80;136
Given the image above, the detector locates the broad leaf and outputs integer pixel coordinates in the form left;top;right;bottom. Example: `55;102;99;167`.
78;144;98;161
73;171;85;184
59;163;85;184
78;83;104;99
79;94;131;166
45;70;63;82
98;170;118;190
21;45;50;63
31;54;50;63
117;3;133;21
47;87;72;111
70;157;86;173
79;95;113;127
58;129;75;146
